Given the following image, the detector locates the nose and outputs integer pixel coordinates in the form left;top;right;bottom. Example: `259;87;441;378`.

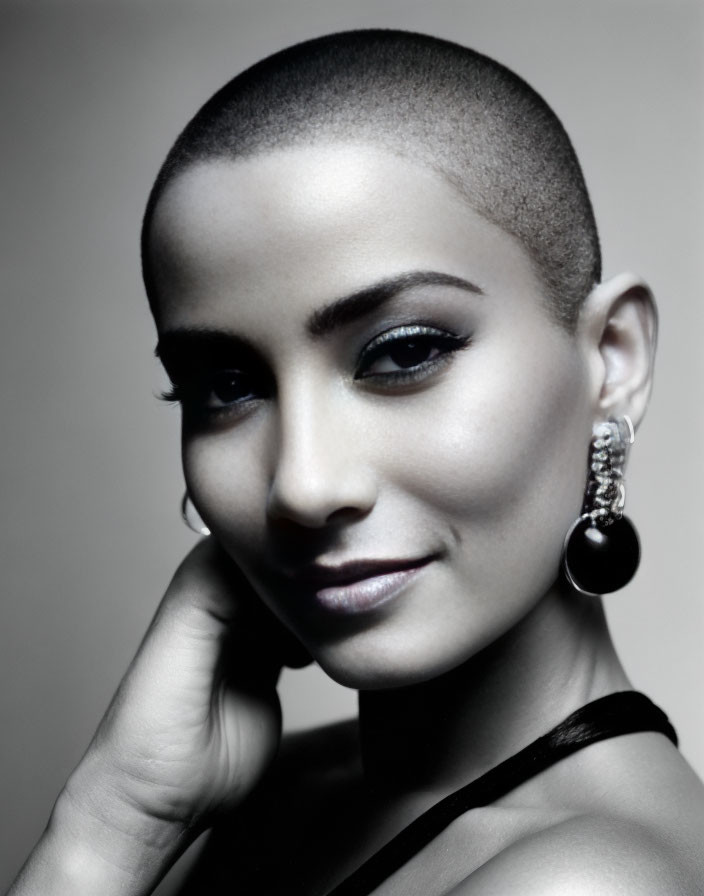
266;389;377;529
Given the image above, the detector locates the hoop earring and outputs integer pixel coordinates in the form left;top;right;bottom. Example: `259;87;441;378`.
562;415;640;596
181;492;211;536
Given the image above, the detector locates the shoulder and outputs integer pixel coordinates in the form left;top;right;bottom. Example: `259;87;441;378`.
451;730;704;896
452;812;698;895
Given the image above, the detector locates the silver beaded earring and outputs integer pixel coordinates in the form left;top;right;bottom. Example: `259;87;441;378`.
181;492;211;536
562;416;640;595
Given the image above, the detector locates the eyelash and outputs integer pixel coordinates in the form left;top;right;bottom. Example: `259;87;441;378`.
160;325;471;417
353;324;471;384
159;373;262;416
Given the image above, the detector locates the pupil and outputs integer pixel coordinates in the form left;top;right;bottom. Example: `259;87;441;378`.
212;372;250;403
389;340;432;368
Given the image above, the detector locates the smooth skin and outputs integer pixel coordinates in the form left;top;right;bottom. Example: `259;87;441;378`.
9;144;704;895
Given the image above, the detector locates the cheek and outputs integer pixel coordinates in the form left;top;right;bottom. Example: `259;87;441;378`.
378;340;592;587
182;427;269;558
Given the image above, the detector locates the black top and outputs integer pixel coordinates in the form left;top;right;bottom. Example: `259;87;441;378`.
325;691;678;896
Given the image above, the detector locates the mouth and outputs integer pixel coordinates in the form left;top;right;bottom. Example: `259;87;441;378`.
287;555;437;615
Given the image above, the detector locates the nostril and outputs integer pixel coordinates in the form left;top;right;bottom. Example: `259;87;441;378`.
266;467;377;530
326;504;372;525
265;516;341;565
266;490;371;530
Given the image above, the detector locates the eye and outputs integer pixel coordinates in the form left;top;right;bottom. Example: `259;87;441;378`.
204;369;258;408
355;325;470;382
160;368;266;417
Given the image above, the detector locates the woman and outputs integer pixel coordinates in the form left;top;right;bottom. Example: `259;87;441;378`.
9;29;704;895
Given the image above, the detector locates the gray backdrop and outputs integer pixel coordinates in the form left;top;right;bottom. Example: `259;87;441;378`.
2;0;702;890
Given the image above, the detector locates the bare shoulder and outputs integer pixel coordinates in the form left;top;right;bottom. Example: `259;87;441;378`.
172;724;704;895
451;812;698;895
451;734;704;896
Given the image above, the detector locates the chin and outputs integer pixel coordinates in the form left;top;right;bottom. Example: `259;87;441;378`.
319;661;431;692
310;632;476;692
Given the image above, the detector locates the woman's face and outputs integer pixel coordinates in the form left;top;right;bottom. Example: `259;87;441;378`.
150;143;597;689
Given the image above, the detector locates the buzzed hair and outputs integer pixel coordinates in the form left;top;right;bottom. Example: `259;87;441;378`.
142;29;601;329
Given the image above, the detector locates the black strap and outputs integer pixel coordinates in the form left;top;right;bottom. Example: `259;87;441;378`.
326;691;677;896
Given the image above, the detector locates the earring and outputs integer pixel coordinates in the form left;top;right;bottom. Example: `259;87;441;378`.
181;492;211;536
562;416;640;595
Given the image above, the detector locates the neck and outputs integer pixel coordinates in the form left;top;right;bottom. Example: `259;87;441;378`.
357;585;630;797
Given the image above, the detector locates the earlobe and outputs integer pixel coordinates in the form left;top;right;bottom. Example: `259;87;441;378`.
580;272;658;428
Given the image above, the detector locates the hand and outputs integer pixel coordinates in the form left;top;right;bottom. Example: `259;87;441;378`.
31;539;307;893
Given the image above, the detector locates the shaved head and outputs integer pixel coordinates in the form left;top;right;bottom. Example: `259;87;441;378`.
142;29;600;329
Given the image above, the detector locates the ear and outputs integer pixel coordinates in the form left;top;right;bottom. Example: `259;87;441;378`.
579;272;658;428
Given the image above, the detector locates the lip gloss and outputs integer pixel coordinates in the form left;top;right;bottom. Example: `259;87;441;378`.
313;565;428;615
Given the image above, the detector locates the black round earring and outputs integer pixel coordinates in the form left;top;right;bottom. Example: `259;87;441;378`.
562;416;640;596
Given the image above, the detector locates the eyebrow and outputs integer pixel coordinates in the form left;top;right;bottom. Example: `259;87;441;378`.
155;329;257;373
306;270;483;337
155;269;483;366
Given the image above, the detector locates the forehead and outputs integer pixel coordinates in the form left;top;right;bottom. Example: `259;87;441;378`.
148;143;544;330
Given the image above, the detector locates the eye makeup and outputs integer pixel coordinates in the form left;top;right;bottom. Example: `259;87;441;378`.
155;284;477;420
160;369;263;411
354;324;472;385
155;329;262;379
156;330;272;420
159;322;472;424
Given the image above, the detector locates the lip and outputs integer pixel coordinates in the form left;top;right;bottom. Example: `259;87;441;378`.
287;555;436;615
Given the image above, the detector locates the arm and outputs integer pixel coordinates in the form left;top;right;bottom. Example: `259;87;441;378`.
8;539;296;896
